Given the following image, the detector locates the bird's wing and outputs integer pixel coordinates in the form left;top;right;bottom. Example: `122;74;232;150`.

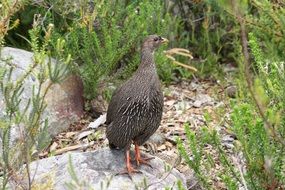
106;86;124;124
106;85;149;124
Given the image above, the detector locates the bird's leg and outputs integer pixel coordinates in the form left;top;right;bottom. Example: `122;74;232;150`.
134;143;154;167
125;149;138;173
116;149;141;176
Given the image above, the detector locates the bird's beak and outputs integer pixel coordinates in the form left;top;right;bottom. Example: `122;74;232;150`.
160;37;169;44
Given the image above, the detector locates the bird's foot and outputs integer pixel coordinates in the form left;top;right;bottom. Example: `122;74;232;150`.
134;143;155;168
115;166;142;178
117;149;142;177
136;156;155;168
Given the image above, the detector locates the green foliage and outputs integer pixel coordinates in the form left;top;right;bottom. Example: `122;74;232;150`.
177;124;211;189
45;0;172;99
0;0;30;44
249;32;285;113
247;0;285;60
0;17;71;188
178;124;240;189
155;50;177;84
177;1;285;189
169;0;240;76
4;0;198;99
230;102;285;189
2;0;285;189
239;30;285;189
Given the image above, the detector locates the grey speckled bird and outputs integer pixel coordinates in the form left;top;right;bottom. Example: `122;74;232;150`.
106;35;168;174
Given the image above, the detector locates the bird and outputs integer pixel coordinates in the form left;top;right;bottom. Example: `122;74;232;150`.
106;35;168;175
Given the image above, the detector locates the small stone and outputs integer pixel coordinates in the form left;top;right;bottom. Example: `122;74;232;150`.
226;85;237;98
193;100;202;108
91;95;108;116
222;135;235;149
65;132;76;138
223;63;238;73
192;94;214;108
165;99;176;107
222;135;235;143
147;133;166;145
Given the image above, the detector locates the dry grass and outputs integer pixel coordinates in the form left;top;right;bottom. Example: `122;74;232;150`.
164;48;197;72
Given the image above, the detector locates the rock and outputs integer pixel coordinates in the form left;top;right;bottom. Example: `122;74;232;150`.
221;135;235;150
193;100;202;108
90;81;113;118
0;48;37;118
193;94;214;108
175;101;192;111
226;85;237;98
43;74;84;137
223;63;238;73
0;47;84;139
147;132;166;145
189;81;200;91
222;135;235;143
12;148;187;190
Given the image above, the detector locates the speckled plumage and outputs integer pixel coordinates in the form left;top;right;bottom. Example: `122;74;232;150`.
106;35;164;150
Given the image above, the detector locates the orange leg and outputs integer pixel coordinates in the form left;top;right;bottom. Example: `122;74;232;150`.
117;149;141;176
134;143;154;167
126;150;138;173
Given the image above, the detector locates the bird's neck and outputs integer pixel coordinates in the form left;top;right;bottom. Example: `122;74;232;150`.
138;48;156;72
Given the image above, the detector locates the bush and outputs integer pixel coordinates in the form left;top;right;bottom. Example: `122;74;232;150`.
0;3;71;187
167;0;241;76
177;1;285;189
4;0;183;99
60;0;172;99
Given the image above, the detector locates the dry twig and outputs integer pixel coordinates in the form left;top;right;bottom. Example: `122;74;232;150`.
164;48;197;72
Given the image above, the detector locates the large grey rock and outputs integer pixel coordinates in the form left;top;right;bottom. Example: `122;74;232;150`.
0;47;84;138
43;74;84;137
12;148;187;190
0;47;37;118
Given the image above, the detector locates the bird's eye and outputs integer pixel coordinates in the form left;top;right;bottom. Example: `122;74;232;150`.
154;37;159;41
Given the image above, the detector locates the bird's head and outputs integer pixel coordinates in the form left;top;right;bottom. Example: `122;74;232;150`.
142;35;169;52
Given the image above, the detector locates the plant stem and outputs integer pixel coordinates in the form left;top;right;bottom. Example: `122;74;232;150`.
232;0;285;147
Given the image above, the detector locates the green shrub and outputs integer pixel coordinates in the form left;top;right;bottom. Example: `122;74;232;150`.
5;0;218;99
82;1;176;98
177;1;285;189
26;0;175;99
0;12;71;188
167;0;240;76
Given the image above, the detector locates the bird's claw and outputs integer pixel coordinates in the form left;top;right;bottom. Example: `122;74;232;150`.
136;156;155;168
115;167;142;179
